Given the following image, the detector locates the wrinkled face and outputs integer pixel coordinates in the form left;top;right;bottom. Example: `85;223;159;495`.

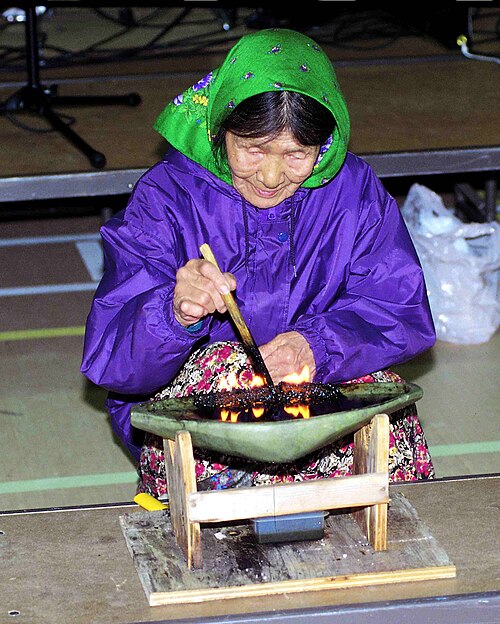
225;130;320;209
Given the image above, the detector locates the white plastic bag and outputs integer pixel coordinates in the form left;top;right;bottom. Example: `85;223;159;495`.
401;183;500;344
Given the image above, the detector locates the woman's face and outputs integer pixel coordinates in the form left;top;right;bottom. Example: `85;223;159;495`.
225;130;320;209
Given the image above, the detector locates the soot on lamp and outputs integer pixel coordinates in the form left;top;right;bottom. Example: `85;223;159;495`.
189;382;379;423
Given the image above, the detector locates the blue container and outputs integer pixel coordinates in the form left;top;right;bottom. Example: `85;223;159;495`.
252;511;326;544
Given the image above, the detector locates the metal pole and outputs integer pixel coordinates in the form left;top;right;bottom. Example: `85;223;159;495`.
485;177;498;222
25;5;41;89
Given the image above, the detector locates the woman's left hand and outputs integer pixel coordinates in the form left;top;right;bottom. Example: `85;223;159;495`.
259;331;316;384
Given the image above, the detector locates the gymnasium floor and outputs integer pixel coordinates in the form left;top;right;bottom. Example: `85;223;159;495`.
0;210;498;512
0;7;498;511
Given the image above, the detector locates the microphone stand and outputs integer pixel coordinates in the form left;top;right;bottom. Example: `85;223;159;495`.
0;5;141;168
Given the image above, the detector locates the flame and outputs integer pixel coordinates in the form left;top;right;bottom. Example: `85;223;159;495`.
218;372;265;391
282;366;311;418
250;375;265;388
218;372;239;391
218;372;267;422
284;404;310;419
220;409;240;422
218;368;312;422
282;365;310;385
252;405;264;418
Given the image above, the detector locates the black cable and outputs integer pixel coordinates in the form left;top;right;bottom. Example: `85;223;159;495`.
463;7;500;58
0;7;246;72
83;7;190;56
62;23;135;57
35;7;192;65
152;32;245;55
15;23;240;70
312;9;414;51
92;7;166;28
0;47;25;63
146;26;240;50
6;6;497;73
92;7;131;26
114;7;192;58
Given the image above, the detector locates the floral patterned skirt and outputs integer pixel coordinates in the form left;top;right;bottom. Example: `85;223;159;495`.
138;342;434;497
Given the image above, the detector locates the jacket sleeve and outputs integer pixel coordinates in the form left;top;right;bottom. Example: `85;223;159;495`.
290;193;436;383
80;191;210;396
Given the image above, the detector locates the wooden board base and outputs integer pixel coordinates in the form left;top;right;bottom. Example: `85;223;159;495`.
120;491;456;607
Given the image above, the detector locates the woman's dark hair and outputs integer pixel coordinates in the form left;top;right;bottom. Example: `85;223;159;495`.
212;91;335;166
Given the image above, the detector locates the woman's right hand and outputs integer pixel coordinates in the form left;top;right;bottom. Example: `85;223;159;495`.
173;259;236;328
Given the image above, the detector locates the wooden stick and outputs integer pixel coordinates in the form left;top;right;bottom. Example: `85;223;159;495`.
148;566;457;606
200;243;274;387
188;471;389;523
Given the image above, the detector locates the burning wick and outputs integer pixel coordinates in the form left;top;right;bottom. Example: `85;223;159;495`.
217;372;238;391
220;409;240;422
282;365;310;385
217;365;312;422
217;373;267;422
284;404;310;419
283;366;311;418
217;372;266;392
252;405;265;418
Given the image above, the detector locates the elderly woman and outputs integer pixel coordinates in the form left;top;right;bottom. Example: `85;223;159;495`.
81;29;436;496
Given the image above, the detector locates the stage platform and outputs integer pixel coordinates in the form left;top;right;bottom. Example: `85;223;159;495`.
1;475;499;623
1;7;499;208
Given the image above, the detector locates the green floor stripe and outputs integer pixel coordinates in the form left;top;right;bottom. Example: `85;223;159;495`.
0;326;85;342
2;442;499;495
0;471;138;495
430;440;500;457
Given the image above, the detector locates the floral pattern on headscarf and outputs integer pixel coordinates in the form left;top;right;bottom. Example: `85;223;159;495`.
154;29;350;188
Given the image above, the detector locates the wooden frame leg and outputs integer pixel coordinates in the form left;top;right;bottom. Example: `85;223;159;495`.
163;431;202;568
162;417;389;567
353;413;389;551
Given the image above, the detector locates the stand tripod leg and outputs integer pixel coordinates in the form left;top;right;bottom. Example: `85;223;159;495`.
42;105;106;168
51;93;141;107
0;5;141;169
353;413;389;551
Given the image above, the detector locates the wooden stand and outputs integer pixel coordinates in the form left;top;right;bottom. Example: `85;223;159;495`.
121;412;456;605
164;413;390;569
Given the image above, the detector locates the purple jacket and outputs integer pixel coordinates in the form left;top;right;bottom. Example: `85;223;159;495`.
81;149;435;459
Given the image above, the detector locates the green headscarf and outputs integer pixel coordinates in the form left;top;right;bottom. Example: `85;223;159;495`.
154;28;350;188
